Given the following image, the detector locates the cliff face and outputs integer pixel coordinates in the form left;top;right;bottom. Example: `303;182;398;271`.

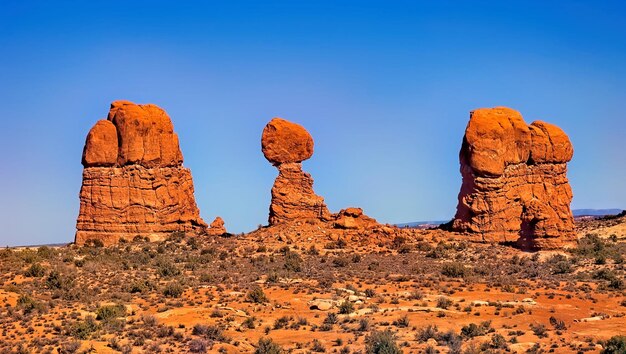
452;107;575;250
75;101;206;245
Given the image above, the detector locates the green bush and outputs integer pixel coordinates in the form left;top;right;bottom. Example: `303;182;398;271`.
283;250;303;272
246;286;268;303
70;316;99;339
163;282;184;298
17;294;45;314
24;263;46;277
461;321;493;338
602;336;626;354
255;337;283;354
338;300;355;314
96;304;126;321
365;329;402;354
441;262;469;278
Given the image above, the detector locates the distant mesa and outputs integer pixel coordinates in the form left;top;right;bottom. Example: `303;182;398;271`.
451;107;575;250
75;100;207;245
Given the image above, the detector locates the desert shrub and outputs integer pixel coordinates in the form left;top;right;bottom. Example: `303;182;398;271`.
192;324;227;341
416;325;439;342
436;296;452;309
37;246;55;259
339;300;355;314
69;315;99;339
365;329;402;354
545;254;573;274
246;286;268;303
189;339;209;353
58;340;81;354
96;304;126;321
573;234;622;262
242;317;256;329
480;333;508;350
461;321;493;338
333;257;349;267
324;312;339;325
24;263;46;277
392;315;410;328
17;294;45;314
156;259;181;277
163;282;184;298
283;250;303;272
602;336;626;354
325;238;347;249
426;243;448;258
530;323;548;338
392;236;407;249
358;318;371;332
273;316;291;329
441;262;469;278
311;339;325;352
46;270;72;289
125;279;155;293
549;316;567;330
255;337;283;354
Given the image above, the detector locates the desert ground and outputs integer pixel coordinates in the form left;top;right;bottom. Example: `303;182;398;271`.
1;214;625;354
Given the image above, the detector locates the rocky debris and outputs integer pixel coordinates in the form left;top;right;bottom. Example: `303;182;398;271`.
262;118;331;225
76;101;206;245
207;216;227;236
333;207;378;230
308;299;339;311
452;107;575;250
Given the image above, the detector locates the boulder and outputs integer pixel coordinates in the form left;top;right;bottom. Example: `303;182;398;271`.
207;216;227;236
262;117;314;165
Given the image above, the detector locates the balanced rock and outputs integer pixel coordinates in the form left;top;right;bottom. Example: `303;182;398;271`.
262;118;331;225
75;101;207;245
207;217;227;236
262;117;314;165
452;107;575;249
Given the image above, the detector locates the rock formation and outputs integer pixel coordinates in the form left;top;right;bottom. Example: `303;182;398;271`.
207;216;227;236
262;118;331;225
333;208;378;230
452;107;575;249
75;100;207;245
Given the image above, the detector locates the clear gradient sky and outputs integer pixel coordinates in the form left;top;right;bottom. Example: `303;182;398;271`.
1;1;624;246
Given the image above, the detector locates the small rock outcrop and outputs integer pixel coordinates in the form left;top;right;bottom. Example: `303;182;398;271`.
76;100;207;245
207;217;227;236
333;208;378;230
262;118;331;225
452;107;575;249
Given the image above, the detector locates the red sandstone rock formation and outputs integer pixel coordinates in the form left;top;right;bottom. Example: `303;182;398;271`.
333;208;378;230
262;118;331;225
76;101;207;245
207;217;227;236
452;107;575;249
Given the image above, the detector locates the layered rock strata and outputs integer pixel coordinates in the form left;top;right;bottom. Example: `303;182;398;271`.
75;100;206;245
452;107;575;249
262;118;331;225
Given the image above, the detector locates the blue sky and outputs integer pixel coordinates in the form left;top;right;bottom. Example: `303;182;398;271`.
0;1;624;246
